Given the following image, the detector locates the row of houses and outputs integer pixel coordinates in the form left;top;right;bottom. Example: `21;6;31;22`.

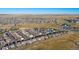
0;28;68;50
64;18;79;23
60;23;79;32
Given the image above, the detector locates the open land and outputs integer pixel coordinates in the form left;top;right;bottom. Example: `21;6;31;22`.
0;14;79;50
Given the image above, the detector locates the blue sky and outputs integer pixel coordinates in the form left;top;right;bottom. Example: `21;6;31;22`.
0;8;79;14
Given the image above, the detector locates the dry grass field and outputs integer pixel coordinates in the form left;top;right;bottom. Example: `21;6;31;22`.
0;14;79;29
16;23;59;29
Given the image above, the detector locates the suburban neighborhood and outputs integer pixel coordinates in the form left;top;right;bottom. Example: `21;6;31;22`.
0;14;78;50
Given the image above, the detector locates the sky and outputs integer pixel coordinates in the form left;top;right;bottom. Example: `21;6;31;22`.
0;8;79;14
